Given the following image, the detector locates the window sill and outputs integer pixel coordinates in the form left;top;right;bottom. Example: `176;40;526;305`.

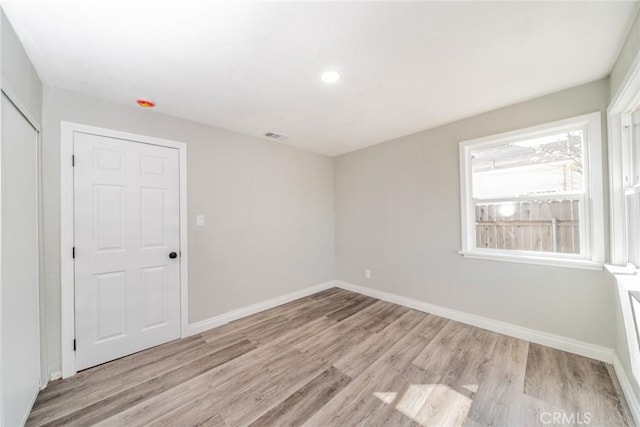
605;264;640;295
605;263;639;276
459;250;604;270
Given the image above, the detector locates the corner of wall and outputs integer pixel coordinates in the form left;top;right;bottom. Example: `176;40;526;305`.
0;8;42;127
611;7;640;101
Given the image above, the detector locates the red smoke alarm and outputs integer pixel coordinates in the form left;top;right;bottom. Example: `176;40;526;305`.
136;99;155;108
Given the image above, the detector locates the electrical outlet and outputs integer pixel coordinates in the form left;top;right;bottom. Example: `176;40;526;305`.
196;215;205;226
365;269;371;279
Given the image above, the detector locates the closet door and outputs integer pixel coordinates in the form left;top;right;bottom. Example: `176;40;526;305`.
1;92;40;427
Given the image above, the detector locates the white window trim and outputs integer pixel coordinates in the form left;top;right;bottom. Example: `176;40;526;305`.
459;112;604;270
609;53;640;266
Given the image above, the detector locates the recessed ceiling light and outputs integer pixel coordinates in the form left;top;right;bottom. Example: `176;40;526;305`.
136;98;156;108
321;71;340;84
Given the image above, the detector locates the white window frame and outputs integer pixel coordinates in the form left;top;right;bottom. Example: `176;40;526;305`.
610;55;640;268
459;112;604;270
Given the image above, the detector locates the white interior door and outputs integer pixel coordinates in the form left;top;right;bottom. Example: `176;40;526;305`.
74;132;181;371
1;93;40;427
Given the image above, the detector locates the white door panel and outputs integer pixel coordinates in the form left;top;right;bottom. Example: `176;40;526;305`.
74;132;180;371
1;93;40;427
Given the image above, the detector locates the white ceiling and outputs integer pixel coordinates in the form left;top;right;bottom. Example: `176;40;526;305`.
2;1;638;156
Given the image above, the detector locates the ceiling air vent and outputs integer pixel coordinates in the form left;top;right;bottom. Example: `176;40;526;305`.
264;132;288;141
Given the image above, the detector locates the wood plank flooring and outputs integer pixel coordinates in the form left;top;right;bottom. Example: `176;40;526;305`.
27;288;631;426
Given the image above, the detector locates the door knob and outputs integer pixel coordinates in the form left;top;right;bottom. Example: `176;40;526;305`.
169;252;178;259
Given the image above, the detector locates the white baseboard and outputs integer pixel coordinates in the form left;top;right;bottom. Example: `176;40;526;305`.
613;353;640;425
185;278;613;364
21;386;40;427
185;281;336;336
334;281;614;363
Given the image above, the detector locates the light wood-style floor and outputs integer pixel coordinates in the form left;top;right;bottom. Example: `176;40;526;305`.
27;288;630;426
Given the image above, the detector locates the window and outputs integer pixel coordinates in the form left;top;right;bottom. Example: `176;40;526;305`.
609;62;640;268
625;108;640;266
459;112;604;269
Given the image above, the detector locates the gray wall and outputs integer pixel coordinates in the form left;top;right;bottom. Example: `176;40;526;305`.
0;10;41;124
611;8;640;100
42;87;335;375
334;79;614;348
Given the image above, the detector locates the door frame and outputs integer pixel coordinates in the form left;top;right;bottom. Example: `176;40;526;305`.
60;122;188;378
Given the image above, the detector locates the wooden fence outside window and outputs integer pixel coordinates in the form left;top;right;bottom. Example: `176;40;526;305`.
475;199;580;254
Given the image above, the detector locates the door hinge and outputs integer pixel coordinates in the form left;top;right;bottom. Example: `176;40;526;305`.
72;155;75;167
73;339;76;351
72;247;75;259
